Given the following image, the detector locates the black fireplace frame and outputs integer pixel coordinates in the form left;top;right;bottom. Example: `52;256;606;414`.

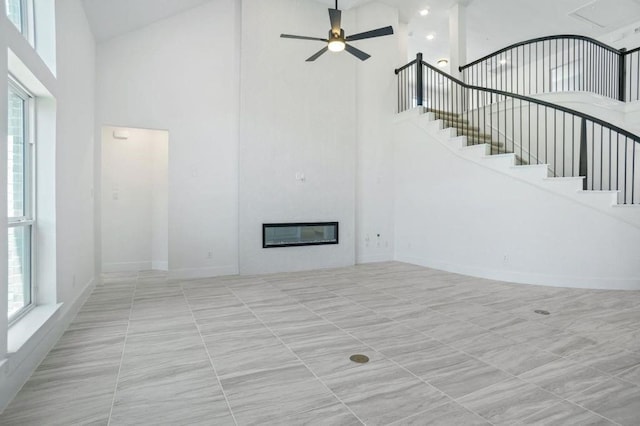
262;222;339;248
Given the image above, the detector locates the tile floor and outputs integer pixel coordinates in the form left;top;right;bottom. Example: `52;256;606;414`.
1;262;639;425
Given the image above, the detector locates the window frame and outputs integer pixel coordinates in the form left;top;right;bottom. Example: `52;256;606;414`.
5;0;34;43
7;76;36;325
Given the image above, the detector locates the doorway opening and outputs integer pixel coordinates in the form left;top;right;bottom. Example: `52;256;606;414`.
100;126;168;273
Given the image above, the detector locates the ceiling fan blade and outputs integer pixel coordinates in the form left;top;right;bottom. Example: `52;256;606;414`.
346;26;394;42
329;8;342;33
281;34;328;42
345;44;371;61
306;46;329;62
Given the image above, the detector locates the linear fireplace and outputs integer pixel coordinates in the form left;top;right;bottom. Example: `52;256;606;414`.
262;222;339;248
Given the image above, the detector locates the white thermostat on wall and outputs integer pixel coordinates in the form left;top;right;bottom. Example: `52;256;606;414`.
113;130;130;140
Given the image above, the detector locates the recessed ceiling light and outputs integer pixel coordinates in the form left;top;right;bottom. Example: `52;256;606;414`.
499;59;507;64
437;59;448;67
420;9;429;16
426;34;435;40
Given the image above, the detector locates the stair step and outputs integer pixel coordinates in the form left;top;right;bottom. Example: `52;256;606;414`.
577;190;620;207
482;153;516;168
460;130;493;141
428;109;460;119
444;121;479;133
543;177;584;193
460;144;491;157
509;164;549;179
467;140;505;150
439;116;470;126
448;136;467;149
394;106;427;122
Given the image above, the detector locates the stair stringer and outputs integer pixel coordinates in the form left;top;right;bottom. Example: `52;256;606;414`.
396;107;640;229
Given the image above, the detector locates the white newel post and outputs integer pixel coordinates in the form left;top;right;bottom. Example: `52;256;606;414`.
449;2;467;81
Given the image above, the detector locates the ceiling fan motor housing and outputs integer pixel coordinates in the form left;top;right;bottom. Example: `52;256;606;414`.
329;28;345;41
328;28;346;52
280;6;393;61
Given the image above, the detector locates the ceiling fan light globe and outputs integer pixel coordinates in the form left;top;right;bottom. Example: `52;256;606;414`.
328;40;346;52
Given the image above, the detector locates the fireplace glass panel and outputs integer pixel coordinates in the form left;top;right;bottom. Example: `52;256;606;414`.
263;222;338;248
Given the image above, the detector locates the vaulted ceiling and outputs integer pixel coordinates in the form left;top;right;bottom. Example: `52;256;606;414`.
81;0;211;42
82;0;640;67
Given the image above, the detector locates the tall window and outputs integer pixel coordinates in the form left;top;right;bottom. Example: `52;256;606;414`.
7;78;34;322
5;0;27;33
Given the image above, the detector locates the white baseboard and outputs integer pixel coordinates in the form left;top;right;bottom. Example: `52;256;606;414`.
104;261;169;273
168;264;238;280
0;277;97;413
356;253;394;264
395;254;640;291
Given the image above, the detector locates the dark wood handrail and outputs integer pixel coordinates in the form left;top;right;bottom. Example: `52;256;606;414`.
420;59;640;143
460;34;623;71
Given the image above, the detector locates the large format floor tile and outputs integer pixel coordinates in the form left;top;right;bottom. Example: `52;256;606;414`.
458;378;561;425
323;360;449;425
568;378;640;426
391;401;490;425
519;401;616;425
519;358;610;398
1;263;638;425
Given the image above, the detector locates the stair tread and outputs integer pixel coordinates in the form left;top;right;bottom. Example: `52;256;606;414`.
445;123;479;132
543;176;584;181
467;140;505;148
429;109;460;118
440;117;470;125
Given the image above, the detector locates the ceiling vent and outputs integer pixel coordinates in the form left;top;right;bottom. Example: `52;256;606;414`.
569;0;640;28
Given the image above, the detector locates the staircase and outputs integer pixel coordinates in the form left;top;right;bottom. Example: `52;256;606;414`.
393;105;640;290
394;53;640;207
429;109;529;166
391;39;640;291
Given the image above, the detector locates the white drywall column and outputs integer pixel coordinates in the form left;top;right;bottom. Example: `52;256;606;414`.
449;2;467;80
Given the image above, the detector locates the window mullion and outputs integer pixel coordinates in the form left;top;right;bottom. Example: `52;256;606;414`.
7;75;36;323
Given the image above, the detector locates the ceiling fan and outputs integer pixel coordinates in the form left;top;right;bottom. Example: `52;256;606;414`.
280;0;394;62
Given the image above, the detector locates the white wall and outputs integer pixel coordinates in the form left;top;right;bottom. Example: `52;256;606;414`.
1;0;97;412
238;0;359;274
93;0;405;277
151;132;169;270
56;0;96;304
394;115;640;290
101;127;168;272
354;3;402;263
95;0;240;278
531;91;640;133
